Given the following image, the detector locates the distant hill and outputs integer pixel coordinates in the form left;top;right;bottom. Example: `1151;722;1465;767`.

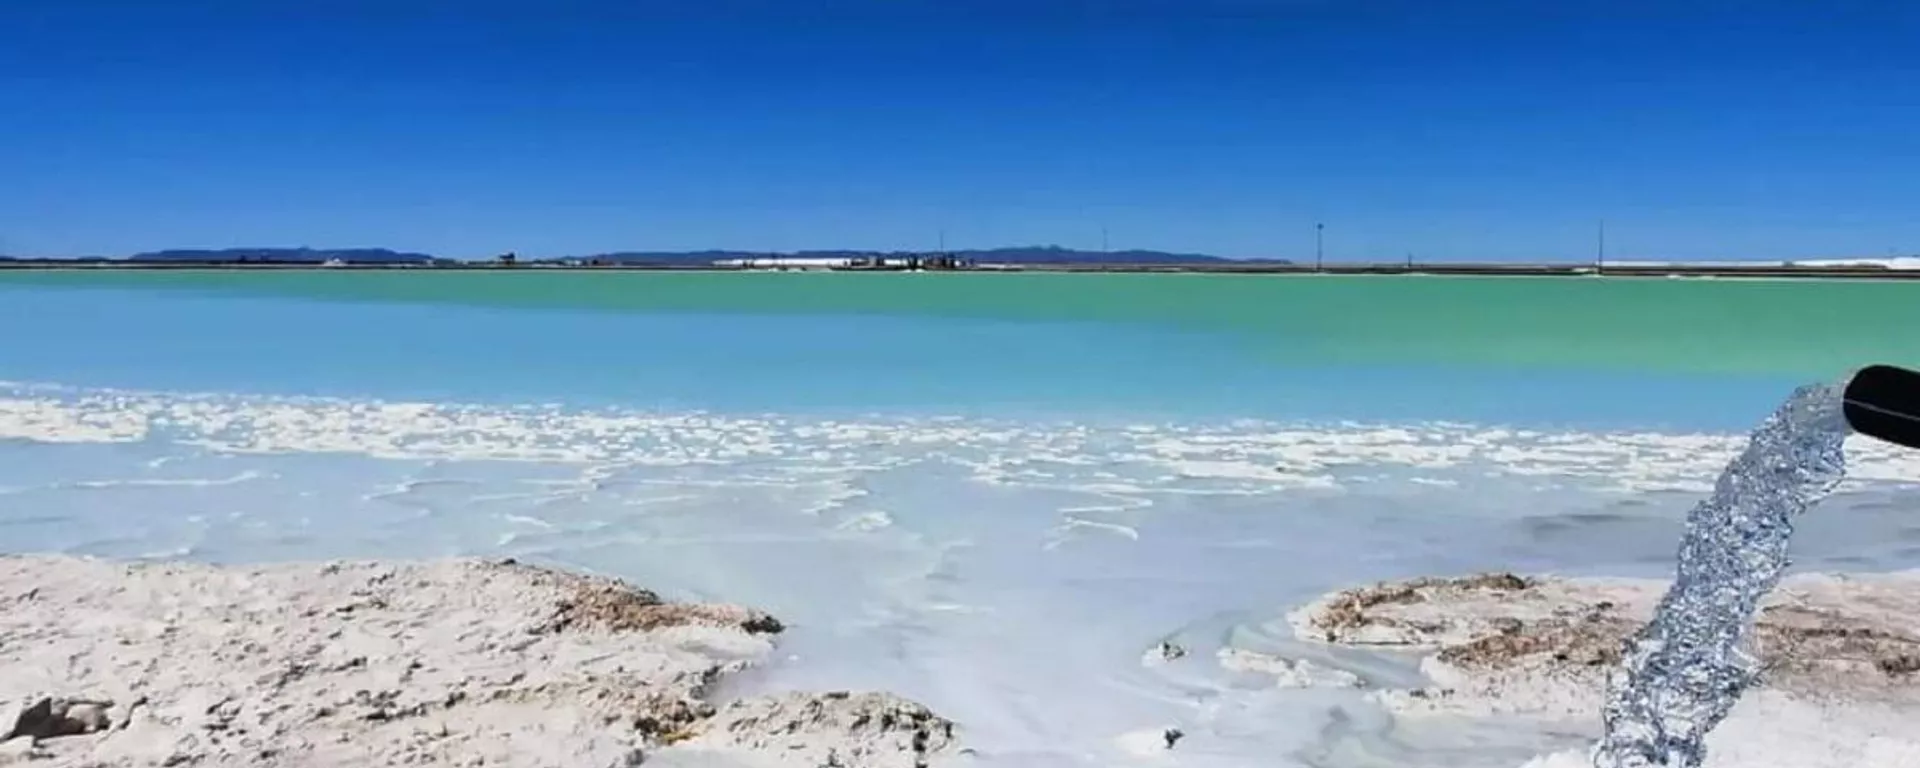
127;248;440;265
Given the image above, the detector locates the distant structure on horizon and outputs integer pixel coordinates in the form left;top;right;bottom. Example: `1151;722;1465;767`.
709;253;973;271
575;245;1269;268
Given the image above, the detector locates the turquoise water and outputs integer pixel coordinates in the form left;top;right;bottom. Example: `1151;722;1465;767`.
5;272;1920;768
6;269;1919;377
0;278;1847;430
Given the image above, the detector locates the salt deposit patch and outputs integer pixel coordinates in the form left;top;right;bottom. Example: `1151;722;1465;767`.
1215;648;1363;689
1289;570;1920;768
6;382;1920;494
0;395;149;443
0;555;952;768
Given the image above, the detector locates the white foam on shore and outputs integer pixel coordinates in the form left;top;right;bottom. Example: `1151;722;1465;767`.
5;382;1919;495
0;395;150;443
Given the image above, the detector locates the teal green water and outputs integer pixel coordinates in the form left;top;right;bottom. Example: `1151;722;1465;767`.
7;270;1919;376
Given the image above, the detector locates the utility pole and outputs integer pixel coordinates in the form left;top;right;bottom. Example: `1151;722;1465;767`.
1315;223;1325;271
1597;219;1607;272
1101;225;1109;254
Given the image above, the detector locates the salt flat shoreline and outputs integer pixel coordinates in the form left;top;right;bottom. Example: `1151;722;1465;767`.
10;553;1920;768
0;555;957;768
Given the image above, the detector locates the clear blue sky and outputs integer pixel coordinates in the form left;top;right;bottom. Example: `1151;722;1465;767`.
3;0;1916;261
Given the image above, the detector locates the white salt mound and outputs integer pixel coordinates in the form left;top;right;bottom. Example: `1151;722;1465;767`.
1215;648;1363;689
0;555;955;767
1289;570;1920;768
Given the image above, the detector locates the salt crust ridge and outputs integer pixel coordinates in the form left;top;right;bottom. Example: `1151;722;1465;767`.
0;555;956;767
5;384;1919;493
1286;571;1920;768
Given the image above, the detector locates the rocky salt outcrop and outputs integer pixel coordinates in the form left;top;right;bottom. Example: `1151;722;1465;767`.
0;555;957;767
1289;570;1920;718
670;692;957;768
1287;570;1920;768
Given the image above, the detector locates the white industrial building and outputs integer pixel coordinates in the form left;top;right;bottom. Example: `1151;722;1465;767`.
710;256;925;270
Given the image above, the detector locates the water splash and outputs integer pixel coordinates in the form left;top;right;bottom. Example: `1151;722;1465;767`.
1592;381;1850;768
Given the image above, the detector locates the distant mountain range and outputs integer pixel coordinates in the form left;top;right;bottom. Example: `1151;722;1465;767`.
129;248;442;264
0;246;1286;266
0;248;441;264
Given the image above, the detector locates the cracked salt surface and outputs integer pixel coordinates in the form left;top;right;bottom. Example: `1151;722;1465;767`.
6;383;1920;767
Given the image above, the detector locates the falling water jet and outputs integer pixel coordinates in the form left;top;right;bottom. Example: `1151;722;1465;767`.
1591;365;1920;768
